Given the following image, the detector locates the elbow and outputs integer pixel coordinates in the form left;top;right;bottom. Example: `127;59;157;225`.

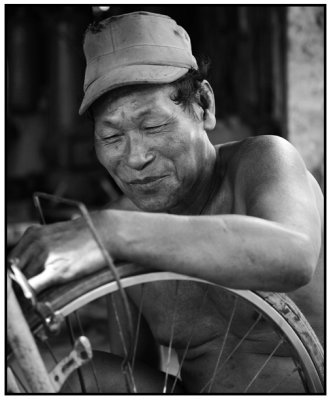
281;262;313;293
292;261;314;290
286;234;318;291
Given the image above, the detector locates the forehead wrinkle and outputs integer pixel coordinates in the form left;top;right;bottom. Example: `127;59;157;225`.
95;85;179;127
111;104;174;125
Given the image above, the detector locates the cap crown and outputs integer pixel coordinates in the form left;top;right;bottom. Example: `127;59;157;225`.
83;12;197;91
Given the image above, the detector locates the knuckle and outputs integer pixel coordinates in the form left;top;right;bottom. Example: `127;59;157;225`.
25;225;41;238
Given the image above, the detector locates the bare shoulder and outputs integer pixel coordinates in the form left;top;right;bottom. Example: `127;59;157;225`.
217;135;312;190
218;134;303;174
307;170;324;224
217;135;323;234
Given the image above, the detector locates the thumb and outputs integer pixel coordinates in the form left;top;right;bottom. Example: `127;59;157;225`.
29;269;59;294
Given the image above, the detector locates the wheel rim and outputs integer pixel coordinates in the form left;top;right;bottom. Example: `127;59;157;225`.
44;271;323;393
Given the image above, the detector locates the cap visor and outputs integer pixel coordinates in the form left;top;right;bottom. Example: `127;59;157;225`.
79;64;189;115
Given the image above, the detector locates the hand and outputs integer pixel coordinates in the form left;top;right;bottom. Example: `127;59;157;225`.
9;216;106;293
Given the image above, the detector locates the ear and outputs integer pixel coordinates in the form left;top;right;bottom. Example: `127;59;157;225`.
200;80;216;131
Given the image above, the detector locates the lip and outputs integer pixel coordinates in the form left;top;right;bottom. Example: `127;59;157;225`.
128;175;167;185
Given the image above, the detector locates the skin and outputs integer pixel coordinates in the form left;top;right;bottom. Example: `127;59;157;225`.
10;81;323;393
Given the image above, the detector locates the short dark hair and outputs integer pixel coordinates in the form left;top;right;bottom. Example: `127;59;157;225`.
170;57;211;117
88;57;211;120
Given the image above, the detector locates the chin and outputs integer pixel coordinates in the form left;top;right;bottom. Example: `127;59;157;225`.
131;196;176;213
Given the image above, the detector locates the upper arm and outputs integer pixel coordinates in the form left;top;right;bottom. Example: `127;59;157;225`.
237;135;322;263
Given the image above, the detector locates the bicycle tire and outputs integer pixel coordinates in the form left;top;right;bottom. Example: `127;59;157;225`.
12;262;325;393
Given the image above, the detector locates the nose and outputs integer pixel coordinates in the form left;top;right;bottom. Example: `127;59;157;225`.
125;134;155;170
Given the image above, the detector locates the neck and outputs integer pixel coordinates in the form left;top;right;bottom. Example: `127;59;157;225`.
168;145;219;216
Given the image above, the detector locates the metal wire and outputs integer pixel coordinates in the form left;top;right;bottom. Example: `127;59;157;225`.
267;367;300;393
162;281;179;394
206;297;238;393
199;313;263;392
132;284;146;372
74;311;101;393
170;285;210;393
33;192;137;392
244;338;285;393
66;316;87;393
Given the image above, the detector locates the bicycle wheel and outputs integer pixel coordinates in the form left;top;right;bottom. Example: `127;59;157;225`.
7;262;324;394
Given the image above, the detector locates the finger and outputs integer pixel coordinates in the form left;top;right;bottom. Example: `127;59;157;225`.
8;226;41;268
23;250;48;279
9;224;41;253
8;244;38;273
29;256;75;293
29;269;58;294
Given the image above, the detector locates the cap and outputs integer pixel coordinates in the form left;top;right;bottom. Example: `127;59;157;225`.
79;11;197;115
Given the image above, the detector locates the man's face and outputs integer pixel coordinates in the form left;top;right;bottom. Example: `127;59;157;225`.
93;85;211;212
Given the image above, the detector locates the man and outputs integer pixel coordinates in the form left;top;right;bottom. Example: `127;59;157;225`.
10;12;323;393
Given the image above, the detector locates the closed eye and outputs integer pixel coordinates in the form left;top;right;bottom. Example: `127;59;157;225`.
96;134;123;145
144;124;167;132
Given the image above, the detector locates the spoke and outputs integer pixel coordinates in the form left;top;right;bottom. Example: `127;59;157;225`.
200;313;263;392
111;297;137;393
215;314;263;372
121;361;137;393
267;367;299;393
205;297;238;393
244;338;284;393
170;286;210;393
66;316;87;393
132;284;146;372
163;281;179;394
43;339;58;365
106;295;114;353
74;311;101;393
112;297;129;358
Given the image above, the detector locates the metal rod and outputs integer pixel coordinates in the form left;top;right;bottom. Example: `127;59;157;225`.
33;192;135;351
7;274;55;393
33;192;137;392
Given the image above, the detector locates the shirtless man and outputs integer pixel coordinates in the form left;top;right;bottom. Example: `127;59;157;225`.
10;12;323;393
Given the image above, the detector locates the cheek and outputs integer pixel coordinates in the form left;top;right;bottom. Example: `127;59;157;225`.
161;131;200;176
157;126;194;160
95;143;120;174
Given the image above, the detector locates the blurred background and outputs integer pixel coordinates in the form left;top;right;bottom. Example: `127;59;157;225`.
6;5;324;245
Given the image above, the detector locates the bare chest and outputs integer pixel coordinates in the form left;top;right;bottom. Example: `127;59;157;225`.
127;280;269;350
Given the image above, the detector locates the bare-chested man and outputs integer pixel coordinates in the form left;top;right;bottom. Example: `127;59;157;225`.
10;12;323;393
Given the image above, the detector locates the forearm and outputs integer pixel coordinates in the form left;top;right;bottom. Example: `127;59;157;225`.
100;211;316;292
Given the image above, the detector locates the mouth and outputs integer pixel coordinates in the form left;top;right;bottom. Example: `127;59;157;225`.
128;175;167;185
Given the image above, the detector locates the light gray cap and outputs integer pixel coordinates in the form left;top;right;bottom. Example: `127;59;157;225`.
79;11;197;115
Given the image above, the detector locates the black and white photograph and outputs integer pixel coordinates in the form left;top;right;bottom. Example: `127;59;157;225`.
6;4;325;394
